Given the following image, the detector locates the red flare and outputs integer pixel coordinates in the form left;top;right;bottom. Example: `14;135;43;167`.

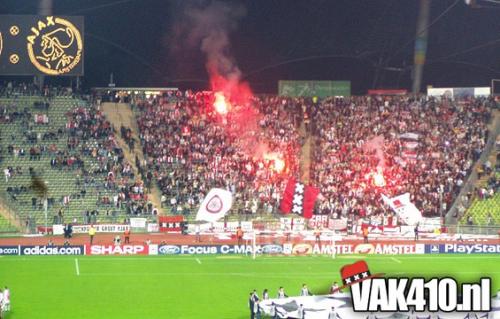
213;91;230;115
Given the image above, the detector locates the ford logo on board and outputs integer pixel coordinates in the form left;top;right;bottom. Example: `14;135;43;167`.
159;245;181;255
262;245;283;254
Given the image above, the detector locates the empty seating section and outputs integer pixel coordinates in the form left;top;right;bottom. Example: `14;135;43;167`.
460;140;499;225
0;94;150;227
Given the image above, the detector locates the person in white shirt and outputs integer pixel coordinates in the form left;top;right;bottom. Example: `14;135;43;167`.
277;287;288;299
262;289;269;300
298;304;305;319
2;287;8;312
113;235;121;246
4;169;10;183
253;299;261;319
269;302;277;319
0;288;4;315
300;284;312;296
195;224;201;242
328;306;338;319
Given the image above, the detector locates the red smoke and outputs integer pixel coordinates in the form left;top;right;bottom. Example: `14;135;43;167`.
178;0;290;176
209;72;253;106
209;75;289;175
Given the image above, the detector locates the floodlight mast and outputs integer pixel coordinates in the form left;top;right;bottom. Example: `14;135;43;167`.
412;0;431;94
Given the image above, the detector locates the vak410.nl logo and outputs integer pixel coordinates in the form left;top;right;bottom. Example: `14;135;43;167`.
338;260;491;312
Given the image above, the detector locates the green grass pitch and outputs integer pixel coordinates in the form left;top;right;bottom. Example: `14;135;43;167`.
1;254;499;319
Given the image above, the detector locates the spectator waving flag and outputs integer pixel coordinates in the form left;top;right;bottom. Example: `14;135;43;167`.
381;193;422;226
196;188;233;222
280;178;319;219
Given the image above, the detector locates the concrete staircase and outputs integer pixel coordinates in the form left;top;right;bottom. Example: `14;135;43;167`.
446;108;500;224
299;121;312;184
0;198;23;232
101;102;164;213
472;109;499;189
476;150;498;187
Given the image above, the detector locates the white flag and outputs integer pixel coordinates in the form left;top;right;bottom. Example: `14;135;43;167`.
196;188;233;222
381;193;422;226
399;132;419;140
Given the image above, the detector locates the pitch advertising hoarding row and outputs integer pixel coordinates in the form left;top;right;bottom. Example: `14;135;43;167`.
0;245;84;255
1;243;500;256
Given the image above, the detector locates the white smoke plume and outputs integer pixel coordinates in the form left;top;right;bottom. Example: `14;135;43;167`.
363;135;386;168
172;0;247;94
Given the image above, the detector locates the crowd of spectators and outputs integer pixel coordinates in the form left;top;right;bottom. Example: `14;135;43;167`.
62;104;154;216
135;92;302;217
1;82;498;227
312;95;493;221
132;91;496;222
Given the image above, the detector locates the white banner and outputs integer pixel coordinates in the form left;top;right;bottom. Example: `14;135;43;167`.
147;223;159;233
279;217;305;231
196;188;233;222
327;218;347;230
307;215;329;229
187;221;253;233
403;141;419;149
72;224;130;234
261;293;499;319
399;132;419;140
53;224;64;235
148;244;158;255
382;193;422;226
130;218;147;228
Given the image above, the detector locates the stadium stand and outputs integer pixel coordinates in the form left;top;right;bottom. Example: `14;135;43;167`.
0;214;17;233
311;95;493;223
458;118;500;226
0;85;157;231
134;92;302;220
0;84;498;231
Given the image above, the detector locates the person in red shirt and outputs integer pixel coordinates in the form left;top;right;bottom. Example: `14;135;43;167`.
236;227;244;245
362;227;369;243
124;228;130;244
314;229;321;245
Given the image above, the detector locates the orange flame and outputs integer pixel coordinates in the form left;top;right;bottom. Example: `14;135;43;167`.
264;152;285;173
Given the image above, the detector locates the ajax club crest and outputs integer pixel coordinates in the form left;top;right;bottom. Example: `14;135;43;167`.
206;195;223;214
26;16;83;75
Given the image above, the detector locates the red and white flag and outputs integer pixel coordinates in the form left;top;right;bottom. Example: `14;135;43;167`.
381;193;422;226
196;188;233;222
280;178;319;219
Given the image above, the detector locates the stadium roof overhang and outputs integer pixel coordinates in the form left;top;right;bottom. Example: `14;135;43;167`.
91;87;178;92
